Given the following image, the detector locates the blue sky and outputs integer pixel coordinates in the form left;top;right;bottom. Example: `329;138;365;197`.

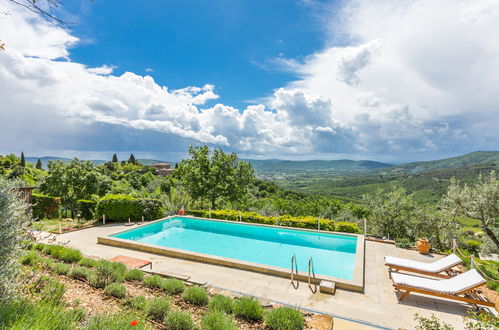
0;0;498;162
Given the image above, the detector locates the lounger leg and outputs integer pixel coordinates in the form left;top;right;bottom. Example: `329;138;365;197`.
399;290;411;301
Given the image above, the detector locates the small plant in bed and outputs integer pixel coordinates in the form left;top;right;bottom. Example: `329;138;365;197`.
208;294;234;314
68;266;91;280
143;274;164;289
20;250;41;266
89;260;126;288
161;277;185;294
57;247;83;263
104;283;127;299
124;268;144;281
52;262;70;275
125;295;148;311
201;311;237;330
40;280;65;305
164;310;195;330
182;286;209;306
78;258;98;268
82;314;147;330
233;297;263;321
145;297;171;322
265;307;304;330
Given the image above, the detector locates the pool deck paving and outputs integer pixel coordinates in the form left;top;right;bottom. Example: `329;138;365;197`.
40;223;491;329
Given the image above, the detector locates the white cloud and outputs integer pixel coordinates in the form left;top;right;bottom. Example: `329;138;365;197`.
145;67;153;73
0;0;498;160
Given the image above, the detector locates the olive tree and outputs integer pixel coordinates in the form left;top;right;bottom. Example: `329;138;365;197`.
441;172;499;251
0;177;31;301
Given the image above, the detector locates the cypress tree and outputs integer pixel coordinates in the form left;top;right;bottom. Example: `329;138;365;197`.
20;152;25;167
128;153;136;164
35;158;42;170
112;153;118;163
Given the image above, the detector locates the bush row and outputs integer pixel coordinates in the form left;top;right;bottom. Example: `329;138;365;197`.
32;193;60;219
95;194;164;221
188;209;359;233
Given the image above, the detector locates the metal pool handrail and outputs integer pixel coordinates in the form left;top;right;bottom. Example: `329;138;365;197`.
308;257;317;293
291;254;299;289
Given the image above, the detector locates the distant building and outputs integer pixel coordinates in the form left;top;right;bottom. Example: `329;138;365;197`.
151;163;174;176
13;186;37;204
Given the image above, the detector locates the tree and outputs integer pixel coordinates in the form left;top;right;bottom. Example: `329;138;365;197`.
20;152;25;167
175;146;255;209
112;154;118;163
35;158;42;170
40;158;111;217
441;172;499;251
0;177;31;301
128;153;137;164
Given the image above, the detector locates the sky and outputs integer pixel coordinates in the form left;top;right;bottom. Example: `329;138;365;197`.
0;0;498;163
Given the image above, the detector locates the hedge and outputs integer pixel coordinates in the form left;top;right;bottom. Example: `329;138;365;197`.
95;195;163;221
32;193;60;219
187;209;359;234
77;200;96;220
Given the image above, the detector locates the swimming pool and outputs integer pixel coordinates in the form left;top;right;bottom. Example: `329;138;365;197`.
104;216;362;283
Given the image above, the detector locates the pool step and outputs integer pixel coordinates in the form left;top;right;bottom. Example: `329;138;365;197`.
319;280;336;295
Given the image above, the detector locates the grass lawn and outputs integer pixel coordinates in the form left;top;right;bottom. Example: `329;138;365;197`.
32;218;100;233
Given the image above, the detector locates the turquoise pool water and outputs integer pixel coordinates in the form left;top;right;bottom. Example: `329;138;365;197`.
112;217;357;280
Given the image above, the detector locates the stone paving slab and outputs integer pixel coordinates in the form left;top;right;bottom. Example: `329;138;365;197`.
39;223;490;329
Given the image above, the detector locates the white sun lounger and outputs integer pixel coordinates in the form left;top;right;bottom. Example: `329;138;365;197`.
385;254;462;278
392;269;494;307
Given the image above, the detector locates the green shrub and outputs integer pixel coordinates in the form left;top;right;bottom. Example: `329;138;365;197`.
95;195;163;221
208;294;233;314
68;307;87;322
201;311;237;330
233;297;263;321
124;268;144;281
78;258;98;268
414;314;453;330
32;193;60;219
164;310;195;330
162;278;185;295
145;297;171;322
465;240;482;255
265;307;304;330
89;260;126;288
40;280;65;305
68;266;90;280
395;238;413;249
52;262;70;275
43;244;64;258
82;314;147;330
104;283;126;299
33;243;46;251
334;222;359;233
182;286;209;306
20;250;41;266
77;199;96;220
143;274;164;289
40;257;55;269
125;295;147;311
56;247;83;263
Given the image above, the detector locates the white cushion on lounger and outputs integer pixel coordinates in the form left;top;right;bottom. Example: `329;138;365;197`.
392;269;485;294
385;254;462;273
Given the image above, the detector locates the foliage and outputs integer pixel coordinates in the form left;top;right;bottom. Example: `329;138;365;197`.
395;238;413;249
201;311;237;330
161;277;185;295
40;280;65;305
68;266;91;280
82;313;148;330
414;314;453;330
77;199;96;220
36;158;43;170
89;260;126;288
464;311;499;329
55;247;82;263
32;193;60;219
441;172;499;250
52;262;70;275
95;194;163;221
0;177;31;302
143;275;164;289
208;294;234;314
188;209;359;233
265;307;304;330
124;268;144;281
233;297;263;321
40;159;112;216
182;286;209;306
175;146;255;208
0;298;80;329
20;250;41;266
104;283;127;299
164;310;195;330
125;295;148;311
145;297;171;321
78;257;98;268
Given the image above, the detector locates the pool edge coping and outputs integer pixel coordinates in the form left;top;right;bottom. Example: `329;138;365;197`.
97;215;365;292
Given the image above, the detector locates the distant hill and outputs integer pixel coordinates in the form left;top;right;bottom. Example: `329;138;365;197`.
25;156;170;169
380;151;499;174
246;159;393;179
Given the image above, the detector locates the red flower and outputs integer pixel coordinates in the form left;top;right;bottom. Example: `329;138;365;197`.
130;320;138;326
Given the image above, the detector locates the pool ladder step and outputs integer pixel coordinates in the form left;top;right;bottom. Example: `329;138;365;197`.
290;255;317;292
